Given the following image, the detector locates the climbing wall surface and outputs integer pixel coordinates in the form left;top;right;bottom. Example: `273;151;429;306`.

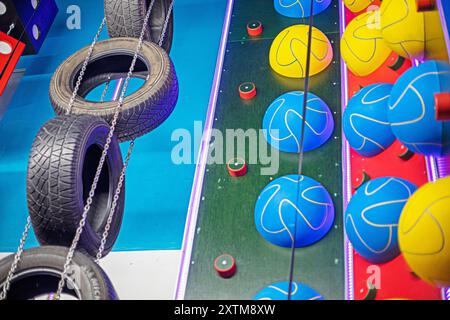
184;0;344;300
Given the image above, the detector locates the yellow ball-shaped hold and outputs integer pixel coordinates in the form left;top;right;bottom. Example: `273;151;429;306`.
341;10;392;77
399;176;450;288
344;0;375;13
380;0;425;60
269;24;333;79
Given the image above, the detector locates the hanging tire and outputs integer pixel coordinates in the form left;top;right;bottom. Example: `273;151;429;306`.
0;246;118;300
49;38;179;142
27;115;125;258
104;0;174;53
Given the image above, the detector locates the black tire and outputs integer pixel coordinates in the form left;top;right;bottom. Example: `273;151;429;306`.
0;246;117;300
27;115;125;258
49;38;179;142
104;0;174;53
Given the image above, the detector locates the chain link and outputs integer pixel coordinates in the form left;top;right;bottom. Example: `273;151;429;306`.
94;0;174;263
100;74;112;102
95;140;135;262
55;0;163;299
0;217;32;300
1;0;174;300
68;18;107;114
94;0;174;264
7;23;15;36
158;1;174;47
0;17;107;301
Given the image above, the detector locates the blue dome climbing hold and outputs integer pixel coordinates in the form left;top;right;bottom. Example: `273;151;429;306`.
263;91;334;153
274;0;332;18
254;281;324;300
254;174;335;248
343;83;396;157
388;60;450;156
345;177;417;263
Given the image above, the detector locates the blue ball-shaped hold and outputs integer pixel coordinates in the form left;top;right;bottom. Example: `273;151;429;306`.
274;0;332;18
388;60;450;156
345;177;417;263
343;83;396;157
254;281;324;300
263;91;334;153
254;174;335;248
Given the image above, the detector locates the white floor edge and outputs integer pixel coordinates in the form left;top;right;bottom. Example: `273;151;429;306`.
0;250;181;300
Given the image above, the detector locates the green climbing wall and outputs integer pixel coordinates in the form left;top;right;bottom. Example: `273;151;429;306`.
185;0;345;300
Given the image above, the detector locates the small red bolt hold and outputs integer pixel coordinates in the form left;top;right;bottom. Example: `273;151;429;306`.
435;92;450;121
416;0;436;12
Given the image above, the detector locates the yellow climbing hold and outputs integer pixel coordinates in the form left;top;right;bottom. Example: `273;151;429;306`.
341;10;392;76
399;176;450;288
380;0;426;60
343;0;376;13
269;24;333;79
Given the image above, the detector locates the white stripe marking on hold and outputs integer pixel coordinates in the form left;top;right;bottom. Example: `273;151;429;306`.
0;41;12;55
32;25;40;40
0;2;6;15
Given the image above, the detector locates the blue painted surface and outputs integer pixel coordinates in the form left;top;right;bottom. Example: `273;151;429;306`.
0;0;227;251
440;0;450;35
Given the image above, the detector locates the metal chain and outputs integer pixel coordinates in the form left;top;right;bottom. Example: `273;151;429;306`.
158;1;174;47
100;74;112;102
1;0;174;300
0;18;108;301
95;140;135;262
94;0;175;263
68;18;107;114
0;217;32;300
55;0;161;299
7;23;15;36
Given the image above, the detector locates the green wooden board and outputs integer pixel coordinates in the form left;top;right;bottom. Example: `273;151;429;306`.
185;0;344;300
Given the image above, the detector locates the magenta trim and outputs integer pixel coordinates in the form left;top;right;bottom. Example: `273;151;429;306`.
339;0;354;301
174;0;235;300
413;41;450;299
112;78;124;101
436;0;450;185
413;59;438;181
426;156;439;181
436;155;450;177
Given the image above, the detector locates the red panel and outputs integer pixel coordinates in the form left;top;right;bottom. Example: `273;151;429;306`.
354;254;442;300
345;0;383;24
347;52;413;97
343;6;443;300
0;32;25;96
349;141;428;192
